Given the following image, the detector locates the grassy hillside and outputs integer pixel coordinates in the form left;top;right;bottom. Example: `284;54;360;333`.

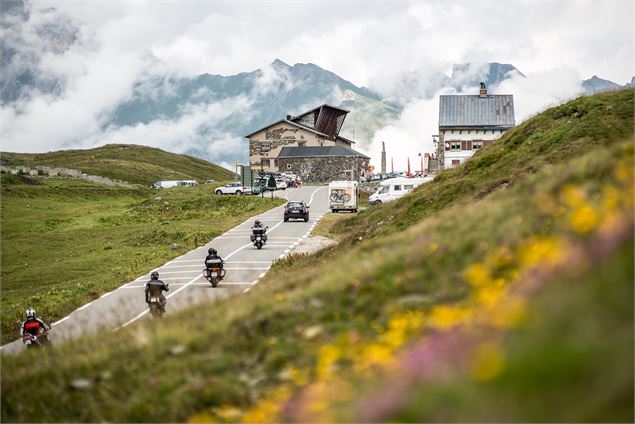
0;177;283;344
1;90;633;422
1;144;235;185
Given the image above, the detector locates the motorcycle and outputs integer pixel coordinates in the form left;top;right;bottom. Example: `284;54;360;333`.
250;226;268;249
147;293;167;318
203;258;226;287
22;328;49;350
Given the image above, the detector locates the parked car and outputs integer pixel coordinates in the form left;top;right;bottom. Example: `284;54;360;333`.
284;201;309;222
215;182;247;195
275;178;287;190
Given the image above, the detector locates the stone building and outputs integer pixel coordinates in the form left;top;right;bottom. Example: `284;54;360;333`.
436;83;515;170
277;146;369;183
247;104;357;172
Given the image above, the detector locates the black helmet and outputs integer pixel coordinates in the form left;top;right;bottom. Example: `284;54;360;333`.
151;271;159;280
208;248;217;255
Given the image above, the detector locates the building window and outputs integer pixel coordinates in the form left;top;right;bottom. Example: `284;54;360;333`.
451;159;461;166
261;158;270;167
298;141;306;147
393;185;402;191
450;141;461;151
274;159;278;167
473;140;483;149
260;142;271;152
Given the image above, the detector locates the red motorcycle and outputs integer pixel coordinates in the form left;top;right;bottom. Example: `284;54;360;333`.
22;327;49;349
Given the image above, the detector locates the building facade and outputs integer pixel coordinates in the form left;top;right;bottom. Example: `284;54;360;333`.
277;146;369;183
437;83;515;170
247;104;355;172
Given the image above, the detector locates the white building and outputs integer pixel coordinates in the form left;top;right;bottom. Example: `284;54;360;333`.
436;83;515;170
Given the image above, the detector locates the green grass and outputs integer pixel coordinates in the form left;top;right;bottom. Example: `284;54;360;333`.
1;143;235;185
0;177;283;344
1;90;633;422
333;89;634;242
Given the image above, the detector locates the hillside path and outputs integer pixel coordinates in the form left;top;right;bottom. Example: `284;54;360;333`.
1;185;328;355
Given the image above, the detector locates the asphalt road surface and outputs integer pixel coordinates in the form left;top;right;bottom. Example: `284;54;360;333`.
2;185;328;355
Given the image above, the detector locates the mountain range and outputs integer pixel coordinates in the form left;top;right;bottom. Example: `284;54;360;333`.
1;0;632;166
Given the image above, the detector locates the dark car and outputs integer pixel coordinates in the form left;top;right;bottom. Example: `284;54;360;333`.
284;201;309;222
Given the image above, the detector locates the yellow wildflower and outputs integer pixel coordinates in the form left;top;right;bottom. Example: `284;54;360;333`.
561;184;586;208
242;386;291;423
615;160;633;185
214;406;243;422
518;236;563;267
426;242;439;254
463;263;491;288
569;204;600;234
475;284;507;309
188;411;216;423
429;305;473;330
316;344;340;380
487;295;527;329
469;342;505;381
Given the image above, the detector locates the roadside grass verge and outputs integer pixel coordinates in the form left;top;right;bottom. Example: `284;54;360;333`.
1;90;633;422
0;178;283;344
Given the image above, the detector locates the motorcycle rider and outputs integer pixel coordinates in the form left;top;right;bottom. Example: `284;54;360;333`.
205;247;224;268
252;219;265;230
19;308;51;344
145;271;169;313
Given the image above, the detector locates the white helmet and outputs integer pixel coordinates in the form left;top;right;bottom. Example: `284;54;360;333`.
26;308;36;319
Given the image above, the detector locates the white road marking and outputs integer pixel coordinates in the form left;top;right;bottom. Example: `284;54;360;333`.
77;301;93;311
100;291;112;299
258;272;266;278
52;315;71;326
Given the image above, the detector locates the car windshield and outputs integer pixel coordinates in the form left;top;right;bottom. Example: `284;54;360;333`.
288;202;303;208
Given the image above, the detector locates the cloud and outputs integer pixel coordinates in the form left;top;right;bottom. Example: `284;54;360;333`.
363;66;585;171
0;0;631;167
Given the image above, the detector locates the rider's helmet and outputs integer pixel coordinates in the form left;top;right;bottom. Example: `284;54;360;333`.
25;308;36;320
150;271;159;280
208;247;217;256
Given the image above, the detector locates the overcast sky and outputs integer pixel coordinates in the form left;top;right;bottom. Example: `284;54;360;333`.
1;0;633;167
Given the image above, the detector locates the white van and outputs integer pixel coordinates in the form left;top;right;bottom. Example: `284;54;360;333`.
368;177;432;204
328;180;359;212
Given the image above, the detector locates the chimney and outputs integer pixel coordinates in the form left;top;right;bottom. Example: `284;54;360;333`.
286;115;292;120
479;82;487;97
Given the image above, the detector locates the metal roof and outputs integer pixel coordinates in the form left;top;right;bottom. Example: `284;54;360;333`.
278;146;369;159
439;94;515;128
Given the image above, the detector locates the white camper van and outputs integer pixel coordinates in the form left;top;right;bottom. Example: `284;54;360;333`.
328;180;359;213
368;176;432;204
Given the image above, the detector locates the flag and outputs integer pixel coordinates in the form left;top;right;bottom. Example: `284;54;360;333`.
407;157;411;177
